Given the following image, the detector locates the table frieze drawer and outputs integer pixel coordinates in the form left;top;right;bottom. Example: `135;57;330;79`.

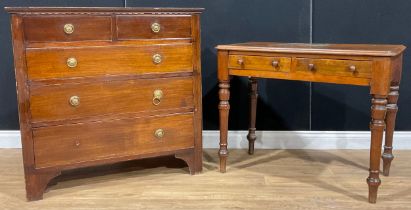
23;16;112;42
33;113;195;168
26;44;193;80
117;15;192;40
295;58;372;78
29;77;194;123
228;55;291;73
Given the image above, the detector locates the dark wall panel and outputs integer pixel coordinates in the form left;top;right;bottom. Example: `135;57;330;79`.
312;0;411;130
0;0;123;129
127;0;311;130
5;1;408;131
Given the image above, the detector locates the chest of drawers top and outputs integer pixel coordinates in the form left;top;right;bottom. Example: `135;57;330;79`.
6;7;204;44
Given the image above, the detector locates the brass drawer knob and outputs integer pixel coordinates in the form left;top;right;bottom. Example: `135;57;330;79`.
151;22;161;33
69;96;80;107
152;54;162;64
308;63;315;71
67;57;78;68
349;65;357;72
153;89;163;106
64;23;74;34
272;60;279;68
237;59;244;66
154;129;165;139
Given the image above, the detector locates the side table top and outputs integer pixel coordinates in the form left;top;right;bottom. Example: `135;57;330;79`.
216;42;406;57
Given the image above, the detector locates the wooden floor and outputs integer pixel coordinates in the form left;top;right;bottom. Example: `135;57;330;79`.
0;149;410;210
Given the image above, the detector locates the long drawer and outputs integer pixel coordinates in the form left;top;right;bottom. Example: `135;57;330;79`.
29;77;193;123
26;43;193;80
33;113;195;168
294;58;372;78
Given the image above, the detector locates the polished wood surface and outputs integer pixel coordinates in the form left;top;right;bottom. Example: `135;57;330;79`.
217;42;406;57
33;113;194;168
117;15;192;40
29;77;193;123
5;7;204;13
26;44;193;80
294;58;372;78
1;149;411;209
228;55;291;72
8;7;203;201
217;42;405;203
23;16;112;42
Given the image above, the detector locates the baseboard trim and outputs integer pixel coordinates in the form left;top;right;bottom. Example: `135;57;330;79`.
0;130;21;148
0;130;410;149
202;130;411;149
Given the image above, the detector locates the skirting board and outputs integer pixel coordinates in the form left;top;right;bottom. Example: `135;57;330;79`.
1;130;410;149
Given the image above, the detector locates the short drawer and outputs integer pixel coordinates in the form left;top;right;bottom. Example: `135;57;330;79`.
228;55;291;73
117;15;192;40
33;113;194;168
26;44;193;80
295;58;372;78
23;16;112;42
29;77;193;123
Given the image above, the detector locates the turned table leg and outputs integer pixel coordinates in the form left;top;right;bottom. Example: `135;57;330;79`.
219;81;230;173
247;77;258;155
382;85;399;176
367;95;387;203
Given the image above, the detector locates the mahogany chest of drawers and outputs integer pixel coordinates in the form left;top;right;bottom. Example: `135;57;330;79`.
6;7;203;201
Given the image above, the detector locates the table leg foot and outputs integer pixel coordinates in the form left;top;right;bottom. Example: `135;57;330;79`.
367;175;381;204
219;154;227;173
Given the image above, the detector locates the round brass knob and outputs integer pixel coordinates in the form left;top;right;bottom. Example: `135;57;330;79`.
154;129;165;139
151;22;161;33
153;89;163;106
67;57;78;68
349;65;357;72
308;63;315;71
152;54;162;64
272;60;279;68
69;96;80;107
237;59;244;66
64;23;74;34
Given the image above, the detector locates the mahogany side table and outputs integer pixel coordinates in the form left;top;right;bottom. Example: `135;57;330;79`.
216;42;406;203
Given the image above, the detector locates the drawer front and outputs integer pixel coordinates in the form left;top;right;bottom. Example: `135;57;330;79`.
24;16;112;42
30;77;193;123
117;15;192;40
228;55;291;73
26;44;193;80
33;113;194;168
295;58;372;78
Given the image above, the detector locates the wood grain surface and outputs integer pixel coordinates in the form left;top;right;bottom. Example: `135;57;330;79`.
33;113;194;168
294;58;372;78
29;77;193;123
217;42;406;57
117;15;192;40
26;44;193;80
23;16;113;42
0;149;410;209
228;55;291;72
